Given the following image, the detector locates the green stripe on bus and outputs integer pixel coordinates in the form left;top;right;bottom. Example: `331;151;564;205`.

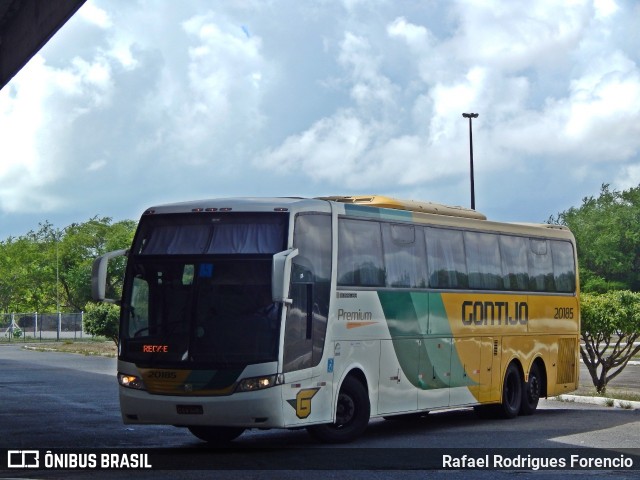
343;204;414;222
377;291;476;390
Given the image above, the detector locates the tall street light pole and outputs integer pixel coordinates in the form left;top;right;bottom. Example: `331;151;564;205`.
55;228;62;341
56;228;60;314
462;112;479;210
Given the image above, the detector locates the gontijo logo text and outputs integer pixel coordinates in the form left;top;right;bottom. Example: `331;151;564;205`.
462;300;528;326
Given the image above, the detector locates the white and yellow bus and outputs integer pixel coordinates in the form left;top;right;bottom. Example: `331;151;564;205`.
92;195;579;444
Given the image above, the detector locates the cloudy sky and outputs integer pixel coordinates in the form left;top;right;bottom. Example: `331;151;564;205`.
1;0;640;239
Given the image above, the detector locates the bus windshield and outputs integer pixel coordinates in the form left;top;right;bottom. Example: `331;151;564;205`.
119;212;287;368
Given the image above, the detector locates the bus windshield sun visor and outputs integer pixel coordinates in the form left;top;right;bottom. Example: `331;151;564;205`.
137;213;287;255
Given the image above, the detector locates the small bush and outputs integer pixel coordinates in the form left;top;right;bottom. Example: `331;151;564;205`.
84;303;120;345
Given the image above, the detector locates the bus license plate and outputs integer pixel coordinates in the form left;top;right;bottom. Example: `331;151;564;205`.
176;405;203;415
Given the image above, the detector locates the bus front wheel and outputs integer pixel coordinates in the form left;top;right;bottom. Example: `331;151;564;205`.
187;426;245;445
307;376;370;443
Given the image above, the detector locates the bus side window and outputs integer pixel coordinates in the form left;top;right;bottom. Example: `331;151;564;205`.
337;219;385;287
382;223;428;288
528;239;555;292
499;235;529;291
425;227;468;289
551;240;576;293
464;231;503;290
283;214;331;373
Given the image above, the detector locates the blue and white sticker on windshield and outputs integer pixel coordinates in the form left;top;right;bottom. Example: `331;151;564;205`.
199;263;214;278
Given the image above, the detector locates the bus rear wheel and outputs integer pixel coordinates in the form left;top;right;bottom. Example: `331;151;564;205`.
187;426;245;445
498;363;522;419
520;363;541;415
307;376;370;443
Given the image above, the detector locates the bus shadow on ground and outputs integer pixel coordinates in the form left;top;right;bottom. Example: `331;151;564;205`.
184;401;639;451
169;405;640;471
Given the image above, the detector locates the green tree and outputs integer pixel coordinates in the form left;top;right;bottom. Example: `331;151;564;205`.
552;184;640;292
0;238;25;312
0;225;57;313
57;217;136;311
84;302;120;345
580;291;640;393
0;217;136;314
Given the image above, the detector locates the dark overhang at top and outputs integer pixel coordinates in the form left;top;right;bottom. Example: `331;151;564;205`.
0;0;86;90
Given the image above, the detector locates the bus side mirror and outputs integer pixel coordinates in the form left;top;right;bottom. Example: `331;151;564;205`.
272;248;299;304
92;249;128;303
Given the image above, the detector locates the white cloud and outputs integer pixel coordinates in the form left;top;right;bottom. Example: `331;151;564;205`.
129;11;271;167
594;0;619;18
452;0;588;72
339;32;399;111
0;42;116;213
78;3;112;29
493;49;640;170
429;68;485;140
387;17;431;48
0;57;63;212
72;57;112;94
615;163;640;191
259;111;372;180
183;12;265;119
564;52;640;144
107;39;138;70
86;159;107;172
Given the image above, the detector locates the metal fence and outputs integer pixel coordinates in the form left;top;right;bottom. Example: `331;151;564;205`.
1;312;85;341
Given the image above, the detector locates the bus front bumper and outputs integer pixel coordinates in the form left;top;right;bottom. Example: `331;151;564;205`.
119;385;286;429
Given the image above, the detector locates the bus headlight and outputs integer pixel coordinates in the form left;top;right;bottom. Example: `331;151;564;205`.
118;373;145;390
236;374;283;392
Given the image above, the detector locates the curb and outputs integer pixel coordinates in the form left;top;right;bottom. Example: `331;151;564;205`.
551;394;640;410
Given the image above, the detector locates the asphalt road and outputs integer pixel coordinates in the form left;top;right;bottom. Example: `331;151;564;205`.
0;344;639;480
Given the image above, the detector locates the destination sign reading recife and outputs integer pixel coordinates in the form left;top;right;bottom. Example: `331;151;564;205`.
142;345;169;353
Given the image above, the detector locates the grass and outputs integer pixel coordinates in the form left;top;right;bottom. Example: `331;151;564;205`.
574;383;640;402
22;340;117;357
593;389;640;403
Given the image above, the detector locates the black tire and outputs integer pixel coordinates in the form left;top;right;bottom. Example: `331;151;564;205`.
520;363;542;416
187;426;245;445
498;362;522;419
307;376;370;443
